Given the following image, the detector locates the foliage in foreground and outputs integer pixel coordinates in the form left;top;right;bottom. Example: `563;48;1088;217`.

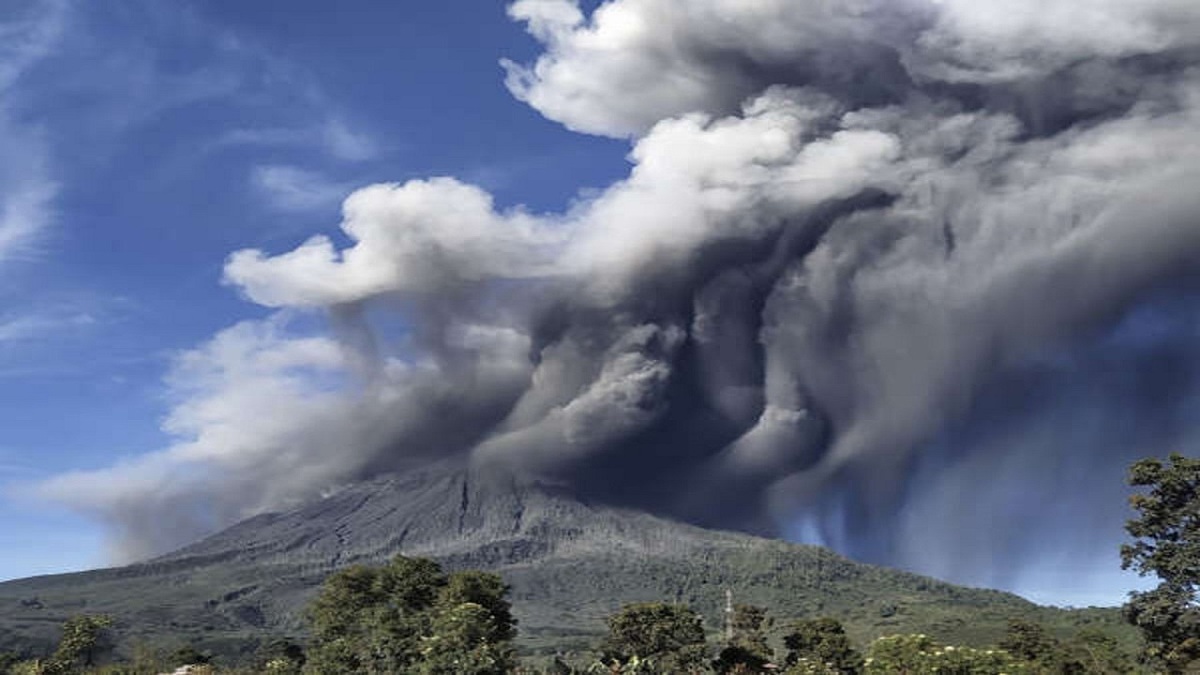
712;604;771;673
3;615;113;675
781;617;863;674
0;605;1147;675
598;602;708;674
862;633;1031;674
303;555;516;674
1122;453;1200;673
8;451;1198;674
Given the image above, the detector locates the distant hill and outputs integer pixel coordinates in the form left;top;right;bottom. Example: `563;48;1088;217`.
0;462;1133;661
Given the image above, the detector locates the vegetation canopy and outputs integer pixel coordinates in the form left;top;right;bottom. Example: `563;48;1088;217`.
6;452;1199;673
303;555;516;675
1121;453;1200;672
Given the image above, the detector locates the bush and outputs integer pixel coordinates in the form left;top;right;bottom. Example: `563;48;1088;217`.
863;634;1032;675
601;603;708;674
781;618;861;674
303;556;515;674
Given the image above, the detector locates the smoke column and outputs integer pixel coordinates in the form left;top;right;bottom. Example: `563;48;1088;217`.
36;0;1200;601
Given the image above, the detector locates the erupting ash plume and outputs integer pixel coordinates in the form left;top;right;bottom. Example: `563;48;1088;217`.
36;0;1200;600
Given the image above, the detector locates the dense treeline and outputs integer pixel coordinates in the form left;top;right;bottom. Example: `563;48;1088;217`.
0;565;1155;674
1;455;1194;674
0;581;1147;674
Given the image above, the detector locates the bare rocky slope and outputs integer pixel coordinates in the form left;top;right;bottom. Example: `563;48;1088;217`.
0;462;1128;660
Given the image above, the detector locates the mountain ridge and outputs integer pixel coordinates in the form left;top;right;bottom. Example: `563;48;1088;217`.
0;462;1131;660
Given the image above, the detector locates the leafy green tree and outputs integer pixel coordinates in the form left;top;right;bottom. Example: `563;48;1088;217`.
601;602;708;674
997;619;1059;668
781;618;862;675
418;601;515;674
303;555;515;674
998;619;1143;673
254;637;306;674
43;614;113;674
714;604;772;673
1060;629;1137;674
1121;453;1200;672
436;570;517;643
731;605;770;649
304;556;445;673
713;645;769;674
305;564;399;674
165;645;210;668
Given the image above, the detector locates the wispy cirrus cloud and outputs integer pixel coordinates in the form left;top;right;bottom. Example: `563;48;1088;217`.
217;118;378;163
0;462;39;477
250;164;352;213
0;307;95;344
0;0;66;91
0;291;134;383
12;0;378;214
0;154;55;267
0;0;66;268
321;119;376;161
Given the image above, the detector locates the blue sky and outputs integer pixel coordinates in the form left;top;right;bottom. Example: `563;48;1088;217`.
0;0;626;579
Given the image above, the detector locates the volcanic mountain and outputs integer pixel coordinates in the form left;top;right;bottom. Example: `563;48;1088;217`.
0;462;1128;660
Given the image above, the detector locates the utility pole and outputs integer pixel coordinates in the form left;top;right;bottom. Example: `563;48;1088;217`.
724;587;734;644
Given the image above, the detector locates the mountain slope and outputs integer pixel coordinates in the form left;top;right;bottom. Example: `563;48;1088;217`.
0;463;1129;659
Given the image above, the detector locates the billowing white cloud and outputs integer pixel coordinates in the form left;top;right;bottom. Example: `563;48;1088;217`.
32;313;534;560
32;317;348;558
921;0;1200;80
503;0;1200;137
29;0;1200;600
502;0;920;137
228;177;566;307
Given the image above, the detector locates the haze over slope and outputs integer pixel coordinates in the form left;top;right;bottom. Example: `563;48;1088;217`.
0;462;1126;658
29;0;1200;601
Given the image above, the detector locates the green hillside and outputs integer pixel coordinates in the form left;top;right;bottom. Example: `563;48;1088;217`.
0;464;1136;662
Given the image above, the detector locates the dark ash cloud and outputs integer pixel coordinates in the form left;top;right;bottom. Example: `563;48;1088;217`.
34;0;1200;598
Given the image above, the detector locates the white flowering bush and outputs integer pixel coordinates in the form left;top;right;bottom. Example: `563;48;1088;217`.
782;656;842;674
863;634;1033;674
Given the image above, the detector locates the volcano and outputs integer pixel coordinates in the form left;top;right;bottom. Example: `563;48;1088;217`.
0;462;1128;660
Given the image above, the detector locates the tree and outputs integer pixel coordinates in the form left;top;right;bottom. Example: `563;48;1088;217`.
254;637;306;675
1121;453;1200;672
436;570;517;643
601;602;708;673
1061;629;1137;674
781;618;862;675
714;644;770;674
418;602;515;674
714;604;772;673
166;645;211;668
303;555;515;675
997;619;1059;668
44;614;113;674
